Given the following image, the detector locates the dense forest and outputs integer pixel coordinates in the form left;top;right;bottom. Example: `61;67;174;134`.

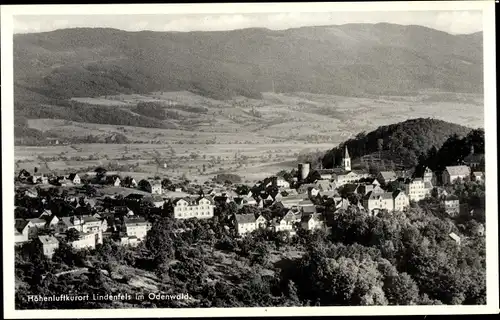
320;118;476;169
15;177;486;308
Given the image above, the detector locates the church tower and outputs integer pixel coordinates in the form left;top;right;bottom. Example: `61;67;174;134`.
343;146;351;171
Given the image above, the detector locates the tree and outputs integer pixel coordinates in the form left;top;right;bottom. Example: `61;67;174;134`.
65;229;81;242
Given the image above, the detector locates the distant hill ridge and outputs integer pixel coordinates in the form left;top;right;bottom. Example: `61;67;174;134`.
15;23;483;106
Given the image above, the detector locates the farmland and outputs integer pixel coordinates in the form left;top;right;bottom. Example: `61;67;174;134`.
15;90;484;182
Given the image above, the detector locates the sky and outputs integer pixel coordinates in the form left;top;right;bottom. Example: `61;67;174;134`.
13;10;483;35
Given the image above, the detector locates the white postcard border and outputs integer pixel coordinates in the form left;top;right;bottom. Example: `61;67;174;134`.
2;1;498;318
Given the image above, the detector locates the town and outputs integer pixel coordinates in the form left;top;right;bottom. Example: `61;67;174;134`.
14;145;485;258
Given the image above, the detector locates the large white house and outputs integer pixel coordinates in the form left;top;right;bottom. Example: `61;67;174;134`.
362;191;394;214
170;196;215;219
442;166;471;185
123;218;152;241
405;178;432;202
235;214;267;236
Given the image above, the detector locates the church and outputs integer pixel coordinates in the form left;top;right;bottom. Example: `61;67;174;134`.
317;146;369;186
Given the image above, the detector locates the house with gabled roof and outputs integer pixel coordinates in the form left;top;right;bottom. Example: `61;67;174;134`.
377;171;397;185
235;214;265;237
38;235;60;258
463;146;485;171
442;165;471;185
362;191;394;214
392;190;410;211
442;195;460;217
105;175;121;187
15;219;34;243
279;194;309;209
404;178;431;202
472;171;485;182
170;196;215;220
123;217;152;241
300;213;324;231
138;179;162;195
67;173;81;185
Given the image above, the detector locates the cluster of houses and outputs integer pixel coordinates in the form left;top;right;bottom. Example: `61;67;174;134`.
15;146;485;253
14;205;152;257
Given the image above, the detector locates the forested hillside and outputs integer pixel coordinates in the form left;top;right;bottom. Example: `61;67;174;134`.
15;24;482;123
321;118;474;169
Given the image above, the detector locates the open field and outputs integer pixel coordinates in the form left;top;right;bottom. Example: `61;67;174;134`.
14;143;330;183
41;91;485;143
17;91;483;182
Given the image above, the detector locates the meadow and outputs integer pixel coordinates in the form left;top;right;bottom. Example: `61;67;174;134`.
16;90;484;182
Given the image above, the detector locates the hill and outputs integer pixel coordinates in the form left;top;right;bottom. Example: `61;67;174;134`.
15;24;482;113
320;118;474;169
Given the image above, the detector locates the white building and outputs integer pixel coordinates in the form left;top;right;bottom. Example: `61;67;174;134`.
38;235;59;258
170;196;215;219
442;166;471;185
392;190;410;211
300;213;324;231
404;178;431;202
362;192;394;214
235;214;267;236
70;232;97;250
124;218;152;241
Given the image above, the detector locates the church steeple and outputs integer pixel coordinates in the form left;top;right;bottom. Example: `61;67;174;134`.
343;146;351;171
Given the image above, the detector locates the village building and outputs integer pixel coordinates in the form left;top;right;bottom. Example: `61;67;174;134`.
57;215;107;235
300;213;324;231
279;195;309;209
357;183;385;195
422;167;436;184
362;192;394;214
319;190;340;199
38;235;60;258
333;197;350;211
67;173;81;185
377;171;397;185
31;175;49;184
234;214;267;236
334;171;367;187
472;172;485;182
449;232;461;245
404;178;432;202
442;195;460;217
123;218;152;241
149;195;166;208
106;175;121;187
15;219;34;243
463;146;485;171
69;232;98;250
170;196;215;220
275;178;290;189
138;179;162;195
42;215;60;229
315;180;336;192
24;188;39;198
392;190;410;211
442;166;471;185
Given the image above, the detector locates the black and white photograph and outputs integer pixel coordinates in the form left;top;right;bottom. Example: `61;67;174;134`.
1;1;498;317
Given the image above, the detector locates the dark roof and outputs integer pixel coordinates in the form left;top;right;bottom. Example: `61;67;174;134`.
124;218;150;226
68;173;79;180
464;153;485;163
15;219;30;232
235;214;256;224
444;195;460;201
